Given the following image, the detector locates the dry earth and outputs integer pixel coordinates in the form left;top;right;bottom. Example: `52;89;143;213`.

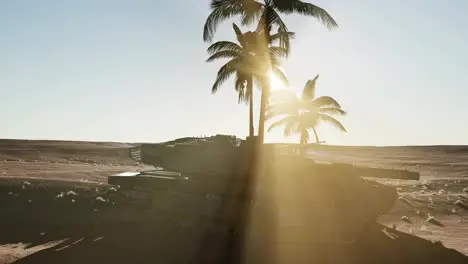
1;139;468;263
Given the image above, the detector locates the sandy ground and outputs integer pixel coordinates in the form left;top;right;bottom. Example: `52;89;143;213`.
0;139;468;263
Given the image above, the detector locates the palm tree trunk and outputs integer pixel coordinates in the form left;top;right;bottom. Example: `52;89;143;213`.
312;127;320;143
258;79;270;144
300;131;308;156
248;78;254;138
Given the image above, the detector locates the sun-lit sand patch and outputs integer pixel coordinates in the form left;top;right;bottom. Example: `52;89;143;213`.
381;216;468;254
379;178;468;254
0;239;67;264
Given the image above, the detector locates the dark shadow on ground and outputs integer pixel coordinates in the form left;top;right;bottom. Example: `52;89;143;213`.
2;171;468;263
3;218;468;264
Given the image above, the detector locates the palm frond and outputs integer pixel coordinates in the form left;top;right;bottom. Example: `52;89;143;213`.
240;0;264;25
211;59;239;93
206;50;240;62
302;74;319;100
207;41;242;55
269;46;288;58
235;72;247;103
266;103;298;120
232;23;244;42
210;0;239;8
317;113;347;132
256;4;290;52
312;96;341;108
203;1;244;42
289;1;338;29
271;65;289;87
269;31;295;43
283;120;297;137
253;75;269;91
319;107;346;116
267;115;297;132
299;111;319;128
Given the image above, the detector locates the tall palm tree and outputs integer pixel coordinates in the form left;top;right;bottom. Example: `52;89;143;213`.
203;0;338;143
267;75;346;154
206;23;289;138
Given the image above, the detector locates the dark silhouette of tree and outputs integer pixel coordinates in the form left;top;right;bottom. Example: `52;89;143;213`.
203;0;337;49
267;75;346;153
203;0;338;143
206;23;289;138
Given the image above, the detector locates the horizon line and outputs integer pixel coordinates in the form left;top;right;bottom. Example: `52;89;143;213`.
1;137;467;148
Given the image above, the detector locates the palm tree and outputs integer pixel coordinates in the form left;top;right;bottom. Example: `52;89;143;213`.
203;0;337;49
203;0;338;143
267;75;346;154
206;23;289;138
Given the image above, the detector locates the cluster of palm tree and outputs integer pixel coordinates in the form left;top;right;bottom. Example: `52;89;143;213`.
203;0;346;146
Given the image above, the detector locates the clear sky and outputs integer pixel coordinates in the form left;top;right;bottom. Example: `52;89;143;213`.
1;0;467;146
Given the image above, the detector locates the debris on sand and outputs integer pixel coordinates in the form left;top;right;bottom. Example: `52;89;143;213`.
66;190;77;196
55;192;64;199
463;187;468;193
23;181;31;186
96;197;106;202
28;199;32;203
401;215;412;224
93;236;104;242
71;199;75;203
398;197;412;206
109;187;117;192
93;208;98;212
454;199;468;210
426;215;443;227
8;192;13;195
40;232;46;236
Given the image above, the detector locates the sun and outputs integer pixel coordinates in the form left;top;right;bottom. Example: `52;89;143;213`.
268;69;288;91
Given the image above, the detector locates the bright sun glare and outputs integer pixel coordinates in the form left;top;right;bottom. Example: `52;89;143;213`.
268;70;288;91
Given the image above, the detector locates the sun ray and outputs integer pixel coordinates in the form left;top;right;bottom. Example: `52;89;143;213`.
268;69;288;91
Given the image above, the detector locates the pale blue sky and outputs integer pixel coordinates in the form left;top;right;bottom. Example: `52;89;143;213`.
1;0;467;146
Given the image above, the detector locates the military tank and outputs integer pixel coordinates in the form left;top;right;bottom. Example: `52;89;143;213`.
108;138;419;254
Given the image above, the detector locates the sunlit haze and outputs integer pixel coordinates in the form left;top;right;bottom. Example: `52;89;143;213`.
1;0;467;146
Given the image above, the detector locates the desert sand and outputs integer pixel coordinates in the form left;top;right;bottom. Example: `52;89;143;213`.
0;139;467;263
